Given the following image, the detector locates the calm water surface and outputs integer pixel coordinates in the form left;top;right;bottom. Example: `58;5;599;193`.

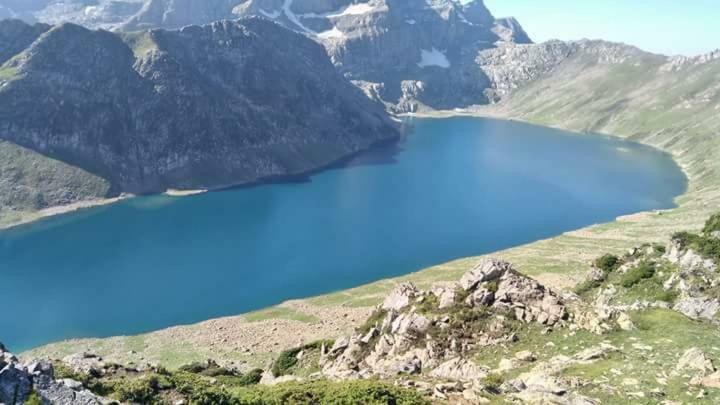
0;117;686;351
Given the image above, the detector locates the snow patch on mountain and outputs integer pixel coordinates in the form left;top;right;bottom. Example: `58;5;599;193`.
317;26;345;40
418;48;451;68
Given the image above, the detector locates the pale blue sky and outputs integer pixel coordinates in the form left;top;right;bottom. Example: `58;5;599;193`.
484;0;719;56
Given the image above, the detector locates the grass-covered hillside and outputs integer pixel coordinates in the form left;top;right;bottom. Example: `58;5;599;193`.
0;141;110;228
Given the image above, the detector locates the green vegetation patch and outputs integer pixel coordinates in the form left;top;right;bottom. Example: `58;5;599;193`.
573;245;681;304
594;254;622;274
358;308;388;334
673;231;720;263
229;379;430;405
562;309;720;404
0;65;17;80
703;213;720;235
243;307;319;324
271;340;333;377
24;391;43;405
619;261;656;288
65;363;428;405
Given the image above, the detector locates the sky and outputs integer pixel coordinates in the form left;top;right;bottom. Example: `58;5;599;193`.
484;0;719;56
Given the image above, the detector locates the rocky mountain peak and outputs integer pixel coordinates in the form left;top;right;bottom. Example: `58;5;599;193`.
0;17;398;194
0;0;534;111
493;16;531;44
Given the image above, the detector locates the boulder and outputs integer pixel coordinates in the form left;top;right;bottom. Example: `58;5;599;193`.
429;358;489;382
573;344;618;362
61;353;105;376
390;313;431;337
459;258;513;291
0;346;104;405
432;287;456;310
676;348;715;374
515;350;537;362
0;363;32;405
616;312;635;331
497;358;521;372
382;283;419;311
673;297;720;320
698;371;720;388
465;288;495;307
664;241;717;273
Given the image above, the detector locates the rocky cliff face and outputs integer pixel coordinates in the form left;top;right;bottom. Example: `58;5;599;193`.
3;0;533;112
236;0;530;111
0;18;397;195
0;344;105;405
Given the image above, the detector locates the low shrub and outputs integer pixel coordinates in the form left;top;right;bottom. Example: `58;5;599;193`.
696;237;720;263
113;376;161;404
179;360;235;377
621;262;656;288
594;254;621;274
271;341;332;377
415;293;439;314
481;373;504;394
672;230;720;263
672;231;701;249
703;213;720;235
237;368;264;386
24;391;42;405
358;309;388;334
574;279;602;295
232;379;430;405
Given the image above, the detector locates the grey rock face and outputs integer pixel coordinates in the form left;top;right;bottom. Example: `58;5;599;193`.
0;19;50;64
239;0;530;111
8;0;534;111
0;343;104;405
476;40;575;102
459;257;513;290
0;17;398;194
321;257;567;380
382;282;419;311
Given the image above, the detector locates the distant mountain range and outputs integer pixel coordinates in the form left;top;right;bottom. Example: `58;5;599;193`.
0;17;396;225
0;0;533;111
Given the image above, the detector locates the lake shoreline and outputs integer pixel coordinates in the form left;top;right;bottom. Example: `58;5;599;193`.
11;115;688;355
0;136;401;233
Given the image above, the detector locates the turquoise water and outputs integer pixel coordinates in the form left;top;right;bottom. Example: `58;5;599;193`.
0;117;686;351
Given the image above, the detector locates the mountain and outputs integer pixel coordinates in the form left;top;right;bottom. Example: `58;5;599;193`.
0;0;533;111
0;17;397;223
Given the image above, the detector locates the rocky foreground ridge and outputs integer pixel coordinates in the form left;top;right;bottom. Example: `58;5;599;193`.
7;213;720;404
0;17;397;207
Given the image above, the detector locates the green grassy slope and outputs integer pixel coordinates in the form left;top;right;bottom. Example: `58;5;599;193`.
0;141;110;228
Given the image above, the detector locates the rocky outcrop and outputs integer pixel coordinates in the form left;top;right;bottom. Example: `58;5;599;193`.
321;257;567;380
677;347;715;375
0;17;397;195
0;343;105;405
663;237;720;320
476;40;575;102
382;282;419;311
665;237;718;273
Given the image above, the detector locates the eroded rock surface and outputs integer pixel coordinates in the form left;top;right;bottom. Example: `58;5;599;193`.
321;257;567;380
0;344;105;405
